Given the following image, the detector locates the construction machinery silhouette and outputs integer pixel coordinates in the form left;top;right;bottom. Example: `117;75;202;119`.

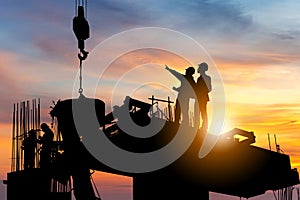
4;95;299;200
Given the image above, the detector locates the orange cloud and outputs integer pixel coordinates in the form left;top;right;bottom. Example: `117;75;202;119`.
91;172;132;200
218;95;300;170
0;123;12;179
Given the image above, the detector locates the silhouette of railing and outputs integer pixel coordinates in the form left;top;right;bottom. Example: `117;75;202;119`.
148;95;174;121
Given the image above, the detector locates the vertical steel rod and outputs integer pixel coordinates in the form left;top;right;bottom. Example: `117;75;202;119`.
38;98;41;129
27;100;30;132
11;104;16;172
16;103;19;171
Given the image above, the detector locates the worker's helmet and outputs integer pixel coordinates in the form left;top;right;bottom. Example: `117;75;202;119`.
28;129;37;137
198;62;208;72
40;123;49;130
185;66;195;75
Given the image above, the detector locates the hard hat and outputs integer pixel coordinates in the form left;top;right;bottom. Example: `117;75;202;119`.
198;62;208;71
40;123;48;130
185;66;195;74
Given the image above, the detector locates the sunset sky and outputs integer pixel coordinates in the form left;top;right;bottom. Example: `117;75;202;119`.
1;0;300;199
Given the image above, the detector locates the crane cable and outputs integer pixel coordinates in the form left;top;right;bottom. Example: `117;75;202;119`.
75;0;88;18
79;59;83;95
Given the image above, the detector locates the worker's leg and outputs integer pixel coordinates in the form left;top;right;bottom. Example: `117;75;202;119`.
199;102;208;131
174;99;181;123
194;100;200;129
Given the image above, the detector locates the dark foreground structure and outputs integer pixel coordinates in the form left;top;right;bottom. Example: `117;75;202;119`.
4;96;299;200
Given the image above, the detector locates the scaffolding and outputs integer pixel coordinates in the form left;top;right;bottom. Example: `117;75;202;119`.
8;98;72;200
11;98;41;171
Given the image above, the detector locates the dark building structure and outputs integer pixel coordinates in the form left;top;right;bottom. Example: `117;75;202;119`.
4;96;298;200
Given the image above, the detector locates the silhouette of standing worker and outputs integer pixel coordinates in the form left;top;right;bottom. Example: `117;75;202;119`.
165;65;195;124
22;130;38;169
39;123;54;169
194;62;212;131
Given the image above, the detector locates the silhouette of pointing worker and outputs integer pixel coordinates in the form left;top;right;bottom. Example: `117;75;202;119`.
165;65;195;124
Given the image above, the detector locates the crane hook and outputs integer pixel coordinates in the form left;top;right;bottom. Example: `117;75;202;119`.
78;49;89;61
73;5;90;60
